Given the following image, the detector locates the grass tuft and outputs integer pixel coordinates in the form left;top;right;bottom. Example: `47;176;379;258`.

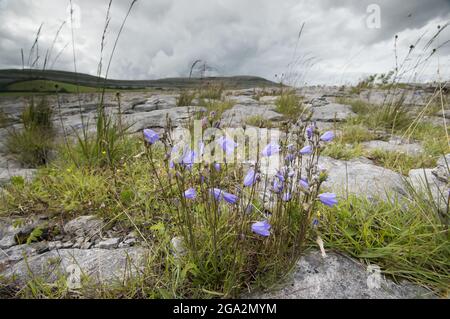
245;115;273;128
338;98;412;131
200;100;233;121
320;194;449;295
367;149;437;175
198;84;224;100
275;91;304;118
5;97;55;167
338;123;376;144
322;142;364;160
177;91;195;107
0;110;9;128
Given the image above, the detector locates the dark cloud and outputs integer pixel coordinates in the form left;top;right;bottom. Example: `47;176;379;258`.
0;0;448;84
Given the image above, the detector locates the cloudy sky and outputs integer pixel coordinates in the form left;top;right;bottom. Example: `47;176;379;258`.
0;0;449;85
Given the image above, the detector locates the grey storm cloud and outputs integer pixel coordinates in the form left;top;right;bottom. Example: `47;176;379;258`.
0;0;449;85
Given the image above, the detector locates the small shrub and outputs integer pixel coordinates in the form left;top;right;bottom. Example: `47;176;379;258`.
10;176;25;188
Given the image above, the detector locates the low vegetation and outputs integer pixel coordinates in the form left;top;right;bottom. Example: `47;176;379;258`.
322;141;364;160
1;86;449;298
5;97;55;166
1;115;342;298
253;88;283;101
176;91;195;107
338;97;412;132
1;5;448;299
367;149;437;175
7;80;104;94
0;110;8;128
275;91;305;118
329;97;449;170
245;115;273;128
200;100;233;122
198;83;224;100
0;69;277;95
405;122;449;157
338;123;376;144
320;193;449;294
1;135;448;297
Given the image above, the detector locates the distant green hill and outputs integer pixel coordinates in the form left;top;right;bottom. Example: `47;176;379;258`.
0;69;277;93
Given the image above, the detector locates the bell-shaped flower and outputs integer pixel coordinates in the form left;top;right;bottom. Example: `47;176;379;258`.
312;219;319;227
299;178;309;190
181;148;196;169
183;188;196;199
306;125;315;139
319;193;338;207
276;167;294;182
243;168;257;187
262;142;280;157
275;171;285;182
251;220;271;237
223;192;239;204
217;136;238;156
285;153;296;162
299;145;312;155
272;177;284;193
143;129;159;144
320;131;335;142
282;192;292;202
210;188;238;204
169;146;180;169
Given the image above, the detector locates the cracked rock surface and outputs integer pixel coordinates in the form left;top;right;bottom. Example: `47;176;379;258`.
250;251;434;299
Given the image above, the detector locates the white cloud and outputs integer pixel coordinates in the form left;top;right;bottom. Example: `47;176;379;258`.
0;0;448;85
